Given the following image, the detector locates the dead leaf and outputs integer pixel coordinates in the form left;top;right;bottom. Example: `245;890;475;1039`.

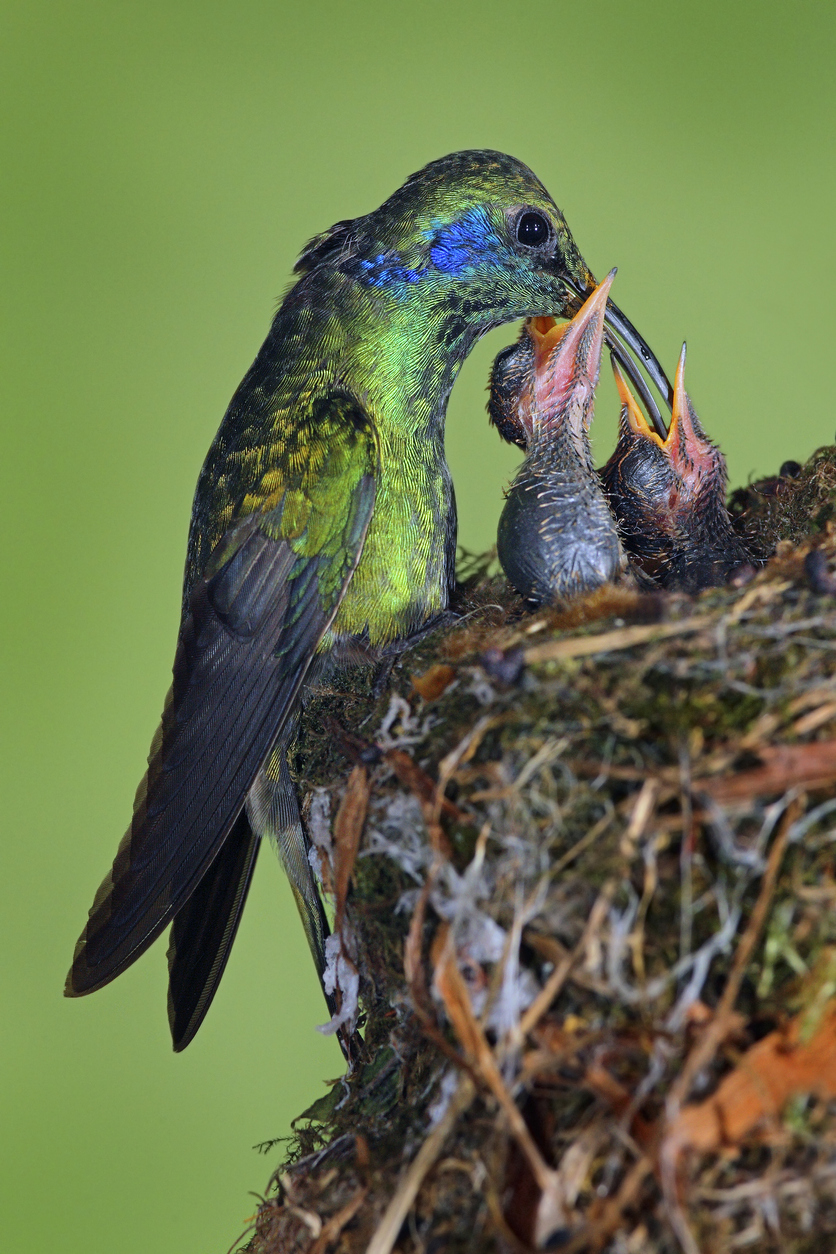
664;951;836;1181
664;1002;836;1158
434;927;555;1170
432;923;484;1061
411;663;456;701
332;764;370;933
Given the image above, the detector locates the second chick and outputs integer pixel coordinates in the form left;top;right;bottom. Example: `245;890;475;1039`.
601;346;751;591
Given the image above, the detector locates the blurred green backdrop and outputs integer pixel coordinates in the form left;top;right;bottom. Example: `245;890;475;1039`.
2;2;834;1251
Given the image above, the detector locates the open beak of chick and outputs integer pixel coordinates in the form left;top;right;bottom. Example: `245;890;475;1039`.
495;272;627;605
602;345;751;590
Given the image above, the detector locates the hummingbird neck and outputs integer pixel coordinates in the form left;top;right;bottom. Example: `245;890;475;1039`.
372;315;480;439
530;405;595;479
305;272;483;440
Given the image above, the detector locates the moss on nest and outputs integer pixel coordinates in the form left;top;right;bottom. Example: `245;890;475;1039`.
730;446;836;555
239;447;836;1254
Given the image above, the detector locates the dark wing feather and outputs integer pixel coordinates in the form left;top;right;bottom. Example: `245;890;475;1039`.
66;401;376;998
166;808;260;1051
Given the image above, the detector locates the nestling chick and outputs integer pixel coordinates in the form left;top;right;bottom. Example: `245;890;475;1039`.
601;345;751;591
490;272;627;604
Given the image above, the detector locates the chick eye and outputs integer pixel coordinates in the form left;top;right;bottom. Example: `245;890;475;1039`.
515;211;550;248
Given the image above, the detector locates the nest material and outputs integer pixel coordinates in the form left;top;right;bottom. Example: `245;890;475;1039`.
239;448;836;1254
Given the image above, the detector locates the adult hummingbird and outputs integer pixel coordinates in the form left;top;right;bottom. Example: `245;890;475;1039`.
66;151;671;1051
601;345;750;591
491;273;627;604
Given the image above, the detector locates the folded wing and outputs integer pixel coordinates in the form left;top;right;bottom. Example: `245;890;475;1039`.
67;394;377;998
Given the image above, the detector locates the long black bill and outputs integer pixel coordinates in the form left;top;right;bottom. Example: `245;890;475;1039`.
606;336;667;441
561;277;673;440
605;299;673;439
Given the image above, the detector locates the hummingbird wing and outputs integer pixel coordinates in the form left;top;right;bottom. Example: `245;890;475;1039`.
66;395;377;999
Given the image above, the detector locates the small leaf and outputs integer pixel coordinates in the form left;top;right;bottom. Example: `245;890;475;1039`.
411;664;456;701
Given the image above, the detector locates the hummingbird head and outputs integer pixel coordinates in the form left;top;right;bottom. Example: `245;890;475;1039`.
294;151;671;413
298;151;591;320
605;344;726;530
489;270;616;455
601;345;749;588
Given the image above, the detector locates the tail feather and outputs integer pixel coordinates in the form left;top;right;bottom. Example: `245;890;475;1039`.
166;809;260;1051
246;742;336;1020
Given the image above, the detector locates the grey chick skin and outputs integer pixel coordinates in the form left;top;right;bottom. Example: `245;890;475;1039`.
601;346;751;592
489;272;626;605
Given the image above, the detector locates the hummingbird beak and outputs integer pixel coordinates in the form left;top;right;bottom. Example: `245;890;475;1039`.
611;342;707;465
604;299;673;437
666;342;721;489
612;340;719;484
604;342;745;590
667;342;695;457
530;269;615;439
613;339;720;502
611;357;668;451
562;275;673;439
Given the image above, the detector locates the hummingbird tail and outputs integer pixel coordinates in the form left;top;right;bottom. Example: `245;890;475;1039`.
246;741;340;1027
166;809;261;1051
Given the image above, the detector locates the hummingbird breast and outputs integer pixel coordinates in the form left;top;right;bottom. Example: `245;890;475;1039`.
328;426;456;649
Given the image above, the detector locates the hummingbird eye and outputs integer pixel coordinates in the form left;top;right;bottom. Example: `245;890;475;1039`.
515;211;550;248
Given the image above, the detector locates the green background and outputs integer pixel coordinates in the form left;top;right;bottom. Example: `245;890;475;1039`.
2;3;834;1251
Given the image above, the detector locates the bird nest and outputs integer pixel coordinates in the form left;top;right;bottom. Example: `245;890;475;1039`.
237;445;836;1254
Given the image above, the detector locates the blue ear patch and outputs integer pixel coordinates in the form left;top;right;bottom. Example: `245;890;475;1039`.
428;206;506;276
355;206;508;291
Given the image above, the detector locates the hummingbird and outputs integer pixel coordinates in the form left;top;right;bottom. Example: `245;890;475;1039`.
491;273;627;604
601;344;751;591
65;151;672;1051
